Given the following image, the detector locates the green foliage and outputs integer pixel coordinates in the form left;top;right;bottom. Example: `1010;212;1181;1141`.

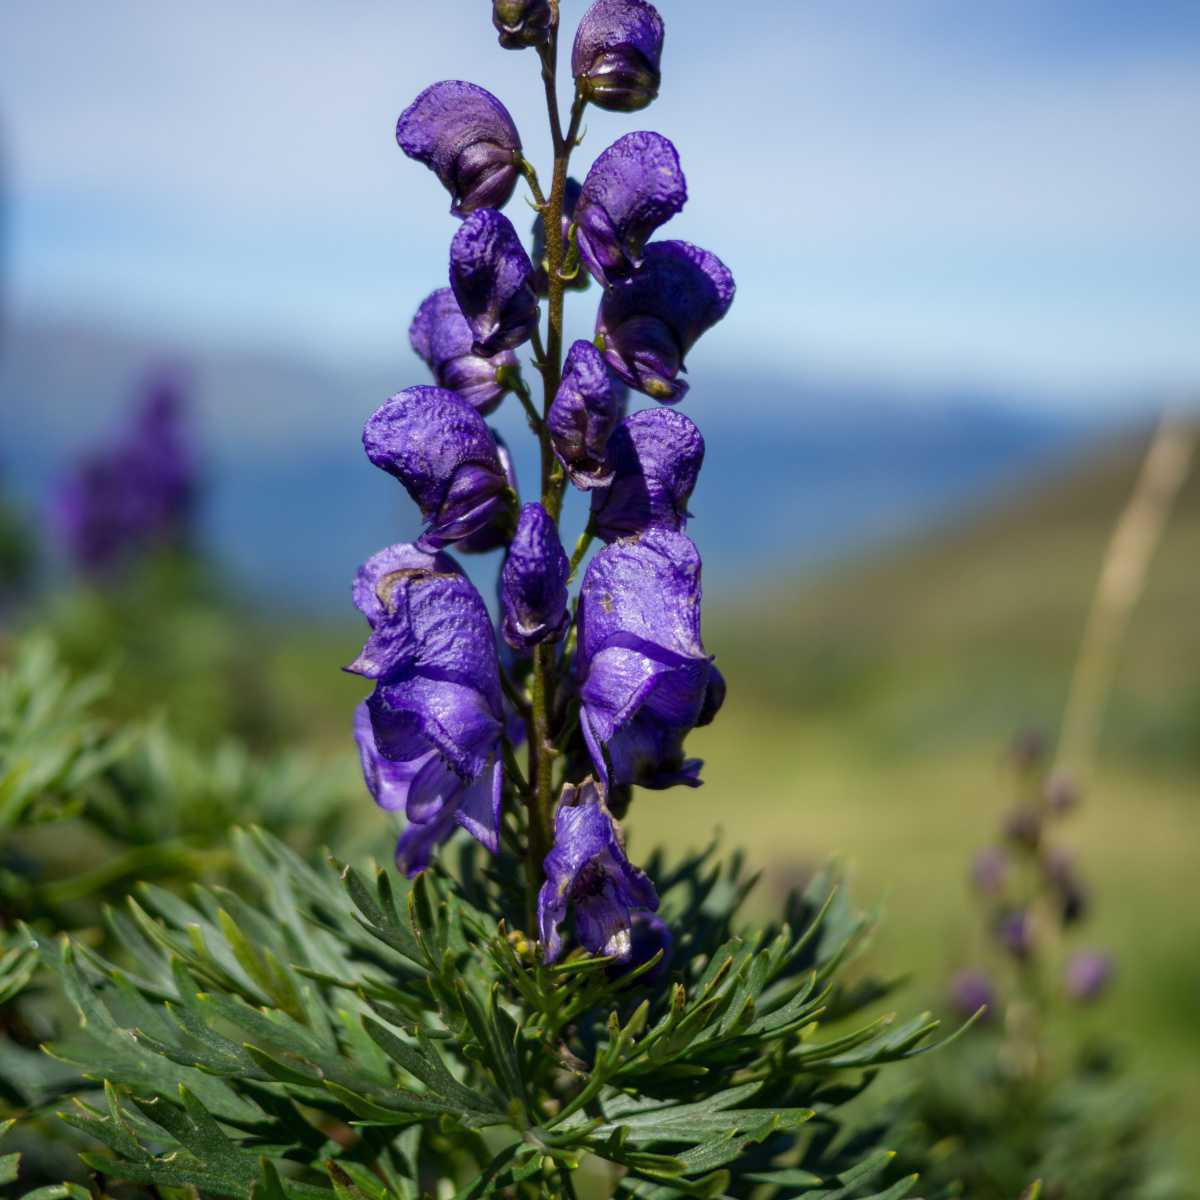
9;827;960;1198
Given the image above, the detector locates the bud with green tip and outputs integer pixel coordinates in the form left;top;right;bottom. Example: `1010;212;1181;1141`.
571;0;664;113
492;0;554;49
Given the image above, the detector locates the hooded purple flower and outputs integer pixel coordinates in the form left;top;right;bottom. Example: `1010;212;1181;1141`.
410;288;518;416
596;240;735;402
537;779;658;962
1064;950;1114;1002
348;543;504;875
574;132;686;286
576;527;723;788
532;177;587;296
547;340;623;490
54;369;196;573
589;408;704;542
947;968;996;1021
572;0;665;113
455;432;520;553
396;81;522;216
500;503;570;650
363;387;516;552
492;0;554;49
450;209;539;355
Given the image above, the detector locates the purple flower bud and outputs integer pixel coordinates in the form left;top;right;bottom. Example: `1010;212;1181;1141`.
947;967;997;1021
537;778;658;962
532;178;588;296
576;527;715;788
410;288;518;416
596;241;735;402
995;909;1035;961
1003;805;1043;851
608;911;673;984
500;503;571;650
589;408;704;542
1042;846;1089;926
575;132;686;286
547;340;622;490
396;81;522;216
455;432;520;553
449;209;539;355
1064;950;1113;1002
348;553;504;875
492;0;554;49
970;846;1009;897
1044;769;1081;815
572;0;665;113
362;387;516;552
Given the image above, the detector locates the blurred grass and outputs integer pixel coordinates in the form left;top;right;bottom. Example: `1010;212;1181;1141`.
264;426;1200;1161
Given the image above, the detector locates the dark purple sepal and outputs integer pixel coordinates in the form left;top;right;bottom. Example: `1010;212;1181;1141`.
450;209;539;355
572;0;664;113
589;407;704;541
596;241;734;401
396;81;522;216
537;778;658;962
493;0;554;48
575;132;686;286
362;387;516;551
410;288;517;416
500;503;571;650
548;340;622;490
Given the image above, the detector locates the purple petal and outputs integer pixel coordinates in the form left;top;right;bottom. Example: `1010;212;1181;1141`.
450;209;539;355
548;340;622;490
500;503;571;650
351;542;460;629
572;0;665;113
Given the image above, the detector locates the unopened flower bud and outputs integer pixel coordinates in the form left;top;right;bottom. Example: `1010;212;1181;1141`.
450;209;540;355
947;967;996;1021
571;0;664;113
994;909;1035;961
1064;950;1113;1002
500;503;571;650
548;340;622;490
492;0;554;49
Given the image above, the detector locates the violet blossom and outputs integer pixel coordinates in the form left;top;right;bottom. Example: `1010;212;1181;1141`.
492;0;554;49
450;208;540;355
572;0;665;113
500;503;570;650
547;339;623;489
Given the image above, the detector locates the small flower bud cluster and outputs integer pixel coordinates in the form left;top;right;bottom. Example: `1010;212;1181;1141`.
351;0;733;969
949;730;1113;1020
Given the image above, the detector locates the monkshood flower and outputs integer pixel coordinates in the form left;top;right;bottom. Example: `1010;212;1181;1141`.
970;846;1008;897
1042;846;1089;926
492;0;554;49
410;288;517;416
572;0;665;113
576;527;723;788
450;209;540;355
1064;949;1113;1003
589;407;704;541
574;131;686;286
396;81;522;216
537;779;658;962
362;387;516;552
547;339;623;489
596;240;735;402
347;543;504;874
532;177;587;296
995;909;1035;961
947;968;997;1021
501;503;570;650
54;370;196;572
457;433;520;553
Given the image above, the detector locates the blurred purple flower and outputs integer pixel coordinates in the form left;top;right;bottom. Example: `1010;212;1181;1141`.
500;503;570;650
1044;769;1081;815
970;846;1009;897
572;0;665;113
1064;949;1114;1002
396;81;522;216
995;909;1035;961
947;967;997;1021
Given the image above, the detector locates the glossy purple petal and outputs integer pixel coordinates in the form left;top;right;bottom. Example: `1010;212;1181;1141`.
450;209;539;355
548;340;622;490
500;503;570;650
396;81;521;216
589;407;704;541
597;241;734;401
532;177;587;296
572;0;664;113
410;288;518;416
576;528;715;787
575;132;686;286
493;0;554;48
362;387;515;551
537;779;658;962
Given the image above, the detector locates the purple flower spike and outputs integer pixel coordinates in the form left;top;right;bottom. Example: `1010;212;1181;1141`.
572;0;665;113
348;552;505;874
501;503;571;650
362;387;516;552
1064;950;1114;1003
575;132;686;286
450;209;539;355
548;340;622;490
396;81;522;216
493;0;554;49
532;177;587;296
948;968;996;1021
410;288;518;416
537;779;658;962
576;527;717;788
589;408;704;542
597;241;735;402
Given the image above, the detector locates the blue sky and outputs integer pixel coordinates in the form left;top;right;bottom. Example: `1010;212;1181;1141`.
2;0;1199;411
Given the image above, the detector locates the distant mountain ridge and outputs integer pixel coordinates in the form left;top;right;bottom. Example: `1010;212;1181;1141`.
2;316;1086;613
